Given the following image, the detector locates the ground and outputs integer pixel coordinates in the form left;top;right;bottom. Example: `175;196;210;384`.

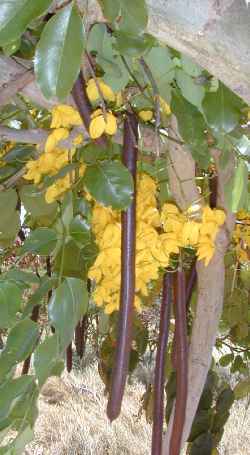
25;361;250;455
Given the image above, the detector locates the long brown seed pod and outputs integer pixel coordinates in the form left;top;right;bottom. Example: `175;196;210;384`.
75;315;88;359
151;272;173;455
186;262;197;310
169;269;188;455
209;173;218;208
66;342;73;373
72;70;107;147
22;304;40;375
106;113;138;422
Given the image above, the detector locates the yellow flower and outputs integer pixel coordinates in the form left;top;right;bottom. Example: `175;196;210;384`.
89;110;117;139
51;105;82;128
182;220;201;246
116;92;123;107
86;78;115;103
159;97;171;116
45;128;69;154
45;174;71;204
24;160;42;184
197;238;215;266
139;110;153;122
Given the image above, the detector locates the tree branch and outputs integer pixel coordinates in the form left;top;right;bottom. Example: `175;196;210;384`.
162;139;235;454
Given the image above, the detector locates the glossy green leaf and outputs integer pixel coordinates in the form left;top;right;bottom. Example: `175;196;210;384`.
69;215;91;246
176;69;205;110
171;91;209;167
0;189;20;247
216;387;234;414
0;281;22;329
98;0;148;34
54;239;98;280
87;23;130;92
188;409;213;442
234;378;250;400
48;278;88;351
20;228;58;256
84;160;134;210
34;335;64;387
114;32;155;57
0;375;38;430
202;82;244;133
0;319;39;381
35;3;85;100
231;160;249;212
3;145;36;165
3;269;40;286
0;0;52;46
180;54;203;77
29;276;57;307
20;184;57;227
190;432;213;455
143;46;175;101
219;353;234;367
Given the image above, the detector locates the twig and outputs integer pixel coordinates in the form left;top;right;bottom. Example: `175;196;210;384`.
139;57;161;157
120;55;150;99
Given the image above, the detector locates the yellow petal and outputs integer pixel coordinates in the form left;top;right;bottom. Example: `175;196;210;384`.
139;110;153;122
51;105;82;128
89;115;106;139
105;113;117;136
45;128;69;153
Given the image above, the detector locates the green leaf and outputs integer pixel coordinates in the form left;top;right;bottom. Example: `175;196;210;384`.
190;432;213;455
69;215;91;247
171;91;210;167
231;160;249;212
87;23;130;92
20;184;57;227
188;409;213;442
114;32;155;57
3;269;40;286
143;46;175;101
216;387;234;414
0;0;53;46
234;378;250;400
20;228;58;256
34;335;64;387
212;410;230;433
202;82;244;133
0;189;20;247
0;319;39;381
3;145;36;165
180;54;203;77
6;426;34;454
176;69;205;111
35;3;85;100
98;0;148;34
0;281;22;329
48;278;88;351
219;353;234;367
54;239;98;280
0;375;38;430
29;276;57;307
84;160;134;210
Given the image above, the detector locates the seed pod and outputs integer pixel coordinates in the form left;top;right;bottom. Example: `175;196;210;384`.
66;342;73;373
75;315;88;359
151;272;173;455
169;269;188;455
107;113;138;422
22;304;40;375
209;174;218;208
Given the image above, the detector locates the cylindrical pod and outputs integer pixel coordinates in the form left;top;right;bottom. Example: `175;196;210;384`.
151;272;173;455
169;269;188;455
107;113;138;422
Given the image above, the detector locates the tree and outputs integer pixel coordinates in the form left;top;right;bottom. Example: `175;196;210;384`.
0;1;249;454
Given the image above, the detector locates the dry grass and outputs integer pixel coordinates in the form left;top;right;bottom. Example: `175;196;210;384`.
25;362;250;455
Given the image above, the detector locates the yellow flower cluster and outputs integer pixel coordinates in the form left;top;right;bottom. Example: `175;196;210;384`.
233;209;250;263
24;105;84;203
89;109;117;139
86;78;116;103
88;174;226;314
